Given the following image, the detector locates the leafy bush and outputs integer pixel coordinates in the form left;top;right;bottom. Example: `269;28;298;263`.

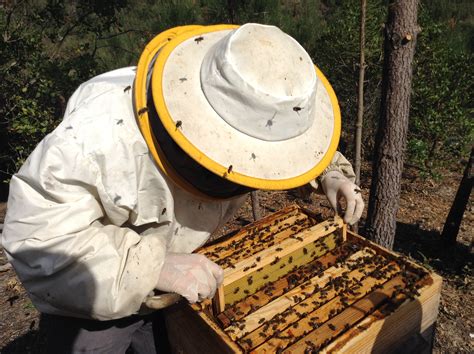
0;0;472;199
409;5;473;172
0;1;122;189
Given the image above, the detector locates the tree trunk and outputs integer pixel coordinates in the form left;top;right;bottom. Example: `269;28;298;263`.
250;191;262;221
227;0;237;24
366;0;419;249
441;147;473;245
353;0;367;234
354;0;367;187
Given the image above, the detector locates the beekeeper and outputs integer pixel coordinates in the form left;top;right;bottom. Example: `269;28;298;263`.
2;24;364;352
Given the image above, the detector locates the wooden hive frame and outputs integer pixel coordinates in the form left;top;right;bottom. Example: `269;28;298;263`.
163;204;442;354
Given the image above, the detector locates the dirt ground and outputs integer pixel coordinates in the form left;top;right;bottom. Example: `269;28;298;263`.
0;165;472;353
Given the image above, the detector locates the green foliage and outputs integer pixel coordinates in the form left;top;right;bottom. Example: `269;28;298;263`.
0;0;472;191
0;0;123;183
311;1;386;156
409;4;474;172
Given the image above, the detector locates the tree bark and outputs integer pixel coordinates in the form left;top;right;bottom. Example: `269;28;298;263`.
354;0;367;187
366;0;419;249
250;191;262;221
353;0;367;234
227;0;238;24
441;147;473;245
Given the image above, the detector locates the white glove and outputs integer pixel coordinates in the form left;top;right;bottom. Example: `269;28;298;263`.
320;170;364;225
156;253;224;303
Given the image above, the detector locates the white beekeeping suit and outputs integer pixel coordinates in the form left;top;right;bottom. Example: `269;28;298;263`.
2;67;246;320
2;24;363;324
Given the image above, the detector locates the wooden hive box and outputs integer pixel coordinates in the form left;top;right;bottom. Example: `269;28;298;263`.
163;204;442;353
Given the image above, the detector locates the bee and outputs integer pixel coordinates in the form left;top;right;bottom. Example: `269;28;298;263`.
233;287;240;294
328;323;336;331
293;106;302;112
258;318;265;324
270;256;280;265
195;36;204;43
123;85;131;93
161;208;167;215
227;165;233;174
138;107;148;115
276;247;283;252
175;120;182;129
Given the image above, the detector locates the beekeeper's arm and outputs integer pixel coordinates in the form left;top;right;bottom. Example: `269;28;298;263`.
305;151;364;225
1;134;169;320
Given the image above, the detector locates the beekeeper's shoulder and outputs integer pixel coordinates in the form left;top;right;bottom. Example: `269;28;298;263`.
53;67;144;156
65;67;136;115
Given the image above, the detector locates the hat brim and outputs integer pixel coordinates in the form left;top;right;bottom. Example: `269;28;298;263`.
150;25;341;190
135;25;225;200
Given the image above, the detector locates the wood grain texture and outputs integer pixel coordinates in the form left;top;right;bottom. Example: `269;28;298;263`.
223;232;341;304
347;231;431;277
282;275;408;353
214;214;312;265
200;205;301;258
231;248;379;345
223;217;344;286
179;207;441;354
246;260;400;352
219;244;355;326
322;272;442;353
212;285;225;315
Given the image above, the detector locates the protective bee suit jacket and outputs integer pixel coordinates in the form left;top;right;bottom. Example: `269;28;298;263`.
2;68;355;321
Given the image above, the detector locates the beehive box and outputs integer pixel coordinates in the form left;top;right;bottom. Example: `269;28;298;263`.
163;204;442;353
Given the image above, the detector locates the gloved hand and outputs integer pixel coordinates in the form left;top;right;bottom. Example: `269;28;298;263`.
156;253;224;303
320;170;364;225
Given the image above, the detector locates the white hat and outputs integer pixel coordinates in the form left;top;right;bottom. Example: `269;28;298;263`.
134;24;340;199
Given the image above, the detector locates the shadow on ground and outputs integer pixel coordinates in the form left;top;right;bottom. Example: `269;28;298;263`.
1;329;43;354
393;222;472;279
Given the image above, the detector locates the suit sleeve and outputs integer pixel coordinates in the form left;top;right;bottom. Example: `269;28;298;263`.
2;134;167;320
300;151;357;195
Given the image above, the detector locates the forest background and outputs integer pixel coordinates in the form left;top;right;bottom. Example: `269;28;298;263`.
0;0;472;199
0;0;473;352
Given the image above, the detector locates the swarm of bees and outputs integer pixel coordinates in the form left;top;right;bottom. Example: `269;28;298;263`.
197;206;430;353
